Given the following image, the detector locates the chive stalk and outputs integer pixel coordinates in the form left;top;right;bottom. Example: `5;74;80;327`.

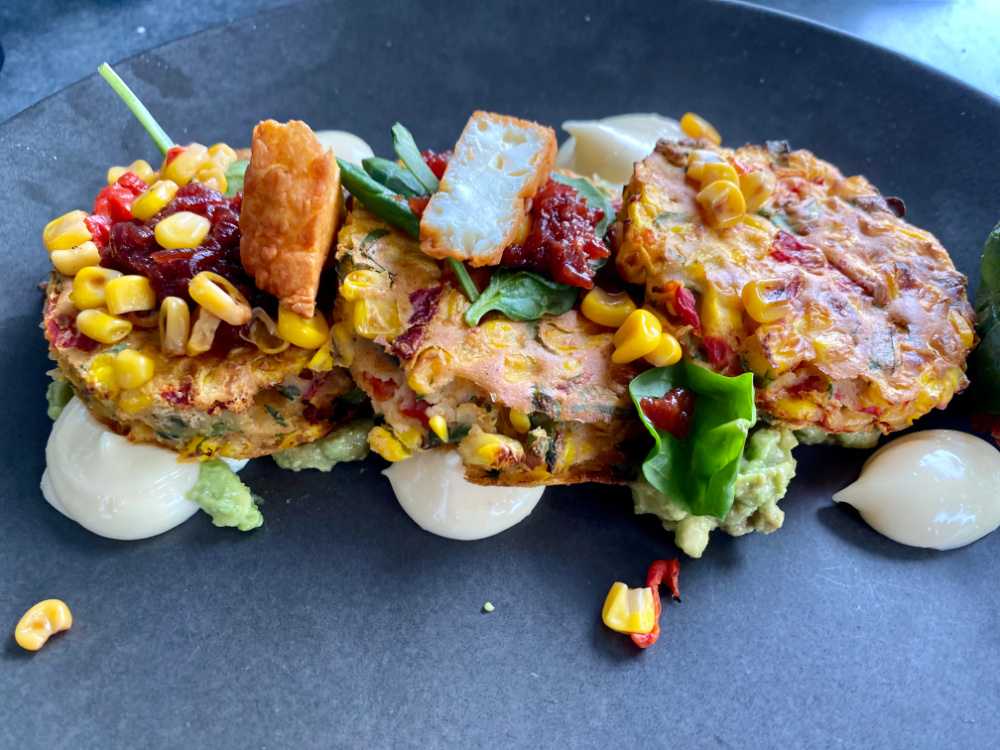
447;258;480;302
391;123;440;194
98;63;175;157
338;158;421;239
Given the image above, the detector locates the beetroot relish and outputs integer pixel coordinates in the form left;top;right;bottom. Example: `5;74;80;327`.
500;180;609;289
639;388;696;441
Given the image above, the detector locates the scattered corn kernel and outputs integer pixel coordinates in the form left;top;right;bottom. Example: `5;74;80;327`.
602;582;655;635
509;408;532;434
308;343;335;372
429;415;449;442
131;180;179;221
644;332;683;367
107;159;155;185
155;211;211;250
119;389;154;413
353;298;401;339
161;143;209;186
369;426;412;462
159;296;191;356
189;271;252;326
15;599;72;651
742;279;791;324
71;266;122;310
43;210;92;252
75;309;132;344
700;161;739;187
457;428;524;470
194;163;227;193
612;309;662;364
581;287;637;328
696;180;746;230
680;112;722;145
398;427;423;450
105;275;156;315
207;143;237;170
113;349;155;390
739;170;777;213
340;269;388;301
277;305;330;349
50;240;101;276
87;354;118;393
686;149;724;182
483;602;495;613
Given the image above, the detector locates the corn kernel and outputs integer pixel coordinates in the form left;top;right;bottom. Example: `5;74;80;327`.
680;112;722;145
43;210;92;252
644;332;682;367
331;321;355;367
686;149;724;182
71;266;122;310
207;143;237;170
189;271;252;326
776;396;819;421
612;309;662;364
15;599;72;651
503;354;536;383
408;347;452;395
742;279;791;324
696;180;746;230
195;163;227;193
398;427;423;450
119;389;154;413
700;161;739;187
601;582;655;635
108;159;155;185
113;349;155;390
741;213;772;233
308;343;334;372
353;298;401;339
50;240;101;276
739;170;777;213
246;308;290;355
427;415;448;442
105;275;156;315
340;269;388;301
76;309;131;345
642;303;670;328
457;427;525;470
186;308;221;356
277;305;330;349
155;211;211;250
368;426;412;462
87;354;118;393
949;309;975;348
159;297;191;356
131;180;179;221
581;287;637;328
162;143;209;187
509;408;532;434
514;214;533;245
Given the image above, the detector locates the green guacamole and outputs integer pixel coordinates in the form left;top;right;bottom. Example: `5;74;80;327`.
795;426;880;450
632;427;798;558
46;379;74;420
272;418;373;472
187;460;263;532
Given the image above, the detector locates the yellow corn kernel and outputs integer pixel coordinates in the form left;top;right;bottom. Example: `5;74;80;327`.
113;349;155;390
189;271;252;326
680;112;722;145
776;396;819;421
429;415;449;442
159;297;191;356
331;321;355;367
514;214;533;245
949;309;975;348
457;427;525;470
368;426;412;462
686;149;724;182
739;170;777;213
50;240;101;276
155;211;211;250
644;332;682;367
15;599;72;651
696;180;746;230
131;180;179;221
641;303;670;328
71;266;122;310
119;389;154;413
581;287;637;328
308;343;334;372
87;354;118;393
105;275;156;315
340;269;388;301
700;161;739;187
398;427;423;450
207;143;237;170
277;305;330;349
353;298;401;339
246;308;290;355
161;143;209;187
503;354;536;383
483;319;521;348
612;309;662;364
509;408;532;434
742;279;791;324
195;163;227;193
186;308;222;356
741;213;772;233
75;309;132;344
43;210;92;252
601;582;655;635
108;159;155;185
408;347;452;395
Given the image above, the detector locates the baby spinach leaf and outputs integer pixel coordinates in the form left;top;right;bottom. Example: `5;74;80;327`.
968;220;1000;412
551;172;615;239
464;270;578;326
223;160;249;197
630;362;756;520
362;157;427;199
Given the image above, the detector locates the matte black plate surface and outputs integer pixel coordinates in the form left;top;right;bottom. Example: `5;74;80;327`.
2;1;998;747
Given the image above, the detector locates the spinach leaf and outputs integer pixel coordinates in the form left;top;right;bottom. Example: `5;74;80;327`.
223;160;249;198
629;362;756;519
968;220;1000;412
391;123;440;194
464;270;578;326
551;172;615;238
362;157;427;199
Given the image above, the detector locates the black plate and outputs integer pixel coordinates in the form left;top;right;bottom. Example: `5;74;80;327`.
2;1;998;746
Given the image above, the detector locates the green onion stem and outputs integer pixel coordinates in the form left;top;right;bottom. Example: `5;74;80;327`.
98;63;175;157
447;258;480;302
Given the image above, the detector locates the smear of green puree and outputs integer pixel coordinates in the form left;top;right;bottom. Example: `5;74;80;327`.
272;419;373;472
187;460;263;532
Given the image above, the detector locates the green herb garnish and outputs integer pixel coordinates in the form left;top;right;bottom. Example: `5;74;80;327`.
338;158;421;238
391;123;440;194
464;270;578;326
97;63;175;157
224;160;249;197
362;157;427;199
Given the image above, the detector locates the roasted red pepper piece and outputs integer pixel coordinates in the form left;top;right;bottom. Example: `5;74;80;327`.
93;172;147;223
631;559;681;649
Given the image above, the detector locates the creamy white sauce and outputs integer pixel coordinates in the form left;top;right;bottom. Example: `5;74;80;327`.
383;449;544;540
41;398;247;541
834;429;1000;550
555;113;684;185
313;129;374;166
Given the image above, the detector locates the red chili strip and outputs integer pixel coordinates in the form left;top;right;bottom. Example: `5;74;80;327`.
631;559;681;649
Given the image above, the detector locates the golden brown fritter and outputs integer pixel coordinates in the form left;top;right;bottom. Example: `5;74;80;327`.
613;139;976;437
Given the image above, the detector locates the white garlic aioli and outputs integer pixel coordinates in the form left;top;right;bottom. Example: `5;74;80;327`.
313;130;374;166
834;430;1000;550
555;113;684;185
41;398;248;541
383;449;545;540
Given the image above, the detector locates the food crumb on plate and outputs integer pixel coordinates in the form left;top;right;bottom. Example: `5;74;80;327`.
483;602;495;612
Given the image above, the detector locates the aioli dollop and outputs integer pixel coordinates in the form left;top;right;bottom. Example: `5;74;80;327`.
313;130;374;167
41;398;247;541
555;113;684;185
383;449;545;540
834;429;1000;550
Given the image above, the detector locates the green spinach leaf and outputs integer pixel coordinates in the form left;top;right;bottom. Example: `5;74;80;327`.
223;160;249;198
629;362;756;520
969;220;1000;412
464;270;578;326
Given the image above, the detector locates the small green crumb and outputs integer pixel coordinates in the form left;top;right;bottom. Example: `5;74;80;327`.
46;379;74;420
483;602;495;613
